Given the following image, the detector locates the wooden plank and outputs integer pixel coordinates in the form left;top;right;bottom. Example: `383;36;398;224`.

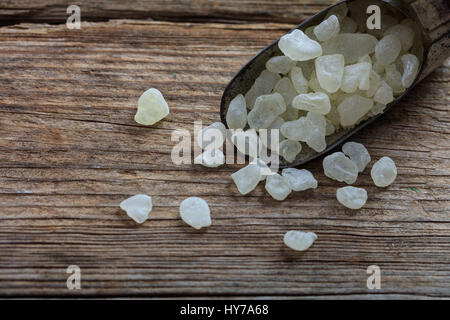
0;20;449;298
0;0;337;25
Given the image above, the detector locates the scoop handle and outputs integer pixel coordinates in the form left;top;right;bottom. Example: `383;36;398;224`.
405;0;450;79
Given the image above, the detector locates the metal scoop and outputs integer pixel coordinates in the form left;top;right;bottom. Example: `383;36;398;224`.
220;0;449;168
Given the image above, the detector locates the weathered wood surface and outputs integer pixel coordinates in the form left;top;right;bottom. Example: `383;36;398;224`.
0;2;449;299
0;0;338;25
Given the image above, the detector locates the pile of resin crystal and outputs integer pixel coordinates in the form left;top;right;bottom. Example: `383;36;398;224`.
226;2;420;164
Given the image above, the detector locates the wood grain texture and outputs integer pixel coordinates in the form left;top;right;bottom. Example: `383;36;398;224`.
0;3;449;299
0;0;337;25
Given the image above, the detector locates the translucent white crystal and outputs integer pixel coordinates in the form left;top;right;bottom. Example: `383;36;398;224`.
384;64;405;94
358;54;372;64
226;94;247;129
371;156;397;187
322;33;378;64
323;152;358;184
401;54;419;88
337;95;373;127
179;197;211;230
265;173;292;201
366;71;382;97
197;122;226;150
251;158;273;181
308;72;326;93
325;119;336;136
292;92;331;115
384;24;415;52
231;163;262;195
315;54;345;93
284;231;317;251
336;186;367;209
340;62;372;93
274;77;297;105
245;70;281;109
266;55;295;74
279;139;302;163
280;117;308;142
373;83;394;105
375;34;401;66
342;141;371;172
369;102;387;116
231;129;260;158
194;149;225;168
289;66;309;94
372;60;385;74
248;93;286;129
304;111;327;152
259;117;285;151
282;168;318;191
120;194;152;224
278;29;323;61
280;112;326;152
314;15;340;42
135;88;170;125
340;16;357;33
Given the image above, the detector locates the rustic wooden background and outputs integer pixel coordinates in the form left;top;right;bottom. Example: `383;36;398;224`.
0;0;448;298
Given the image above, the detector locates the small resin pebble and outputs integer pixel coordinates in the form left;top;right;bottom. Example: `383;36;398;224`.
120;194;153;224
384;24;415;52
284;231;318;251
336;186;368;209
337;95;373;127
259;117;285;151
274;77;298;106
375;34;402;66
281;117;309;142
289;66;309;94
400;54;419;88
342;141;371;172
245;70;281;109
231;163;262;195
265;173;292;201
135;88;170;126
179;197;211;230
278;29;323;61
226;94;247;129
292;92;331;115
314;15;340;42
384;64;405;94
281;112;326;152
371;156;397;187
315;54;345;93
281;168;318;191
197;122;226;150
194;149;225;168
248;93;286;129
323;152;358;184
251;158;273;181
322;33;377;64
340;62;372;93
279;139;302;163
373;83;394;105
231;129;260;158
304;112;327;152
266;55;295;74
